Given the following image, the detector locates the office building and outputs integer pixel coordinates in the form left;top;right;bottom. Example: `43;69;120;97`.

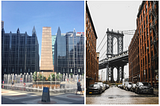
54;27;84;75
129;1;158;87
2;25;39;81
52;35;56;67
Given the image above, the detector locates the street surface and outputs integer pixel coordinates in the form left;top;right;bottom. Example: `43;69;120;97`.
1;89;84;104
86;86;158;104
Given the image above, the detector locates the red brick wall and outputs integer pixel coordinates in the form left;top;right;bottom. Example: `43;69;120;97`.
86;4;99;88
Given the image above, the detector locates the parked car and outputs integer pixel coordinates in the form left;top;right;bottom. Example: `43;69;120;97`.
103;84;107;90
95;82;106;92
135;82;153;94
118;84;123;88
126;82;132;91
130;83;136;92
87;84;103;94
104;84;110;89
123;82;129;90
106;84;110;89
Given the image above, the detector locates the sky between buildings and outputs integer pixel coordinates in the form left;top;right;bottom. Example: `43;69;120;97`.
87;0;142;81
2;1;84;62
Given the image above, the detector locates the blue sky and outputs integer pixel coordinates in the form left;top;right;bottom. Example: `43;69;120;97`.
2;1;84;60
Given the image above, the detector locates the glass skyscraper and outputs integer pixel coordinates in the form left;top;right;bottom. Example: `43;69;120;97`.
52;35;56;66
1;26;39;80
54;27;84;75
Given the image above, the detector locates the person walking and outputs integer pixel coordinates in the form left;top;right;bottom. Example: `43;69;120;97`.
76;79;83;95
11;80;14;90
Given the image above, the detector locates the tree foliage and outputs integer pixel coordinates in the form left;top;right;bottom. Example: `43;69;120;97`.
33;71;37;82
47;73;62;81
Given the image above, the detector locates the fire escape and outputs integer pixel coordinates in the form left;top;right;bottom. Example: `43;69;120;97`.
149;1;158;86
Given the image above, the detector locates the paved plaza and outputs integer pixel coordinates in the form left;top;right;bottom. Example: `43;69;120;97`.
1;89;84;104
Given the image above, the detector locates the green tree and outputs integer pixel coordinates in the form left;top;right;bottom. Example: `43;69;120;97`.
56;73;62;81
48;76;51;81
37;73;42;81
37;73;46;81
33;71;37;82
70;73;73;78
50;73;55;81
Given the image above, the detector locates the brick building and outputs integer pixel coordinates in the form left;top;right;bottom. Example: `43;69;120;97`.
129;29;140;83
86;2;99;88
129;1;158;87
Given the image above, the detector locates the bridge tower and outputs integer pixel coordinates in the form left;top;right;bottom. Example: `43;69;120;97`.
106;28;124;83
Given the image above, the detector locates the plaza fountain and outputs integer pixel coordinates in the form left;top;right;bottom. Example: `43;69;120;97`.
2;72;84;94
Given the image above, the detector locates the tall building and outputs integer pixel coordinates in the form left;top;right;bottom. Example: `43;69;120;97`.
1;21;4;29
86;2;99;88
52;35;56;67
129;29;140;83
129;1;158;87
40;27;54;77
54;27;84;75
1;25;39;81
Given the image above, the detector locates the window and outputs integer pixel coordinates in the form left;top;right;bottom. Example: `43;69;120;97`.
146;4;147;12
20;69;22;73
149;10;151;20
28;69;30;72
63;69;65;72
147;28;148;37
146;16;148;24
148;54;150;63
144;32;145;40
78;69;80;73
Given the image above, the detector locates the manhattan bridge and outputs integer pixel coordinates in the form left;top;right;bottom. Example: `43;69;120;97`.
98;28;135;83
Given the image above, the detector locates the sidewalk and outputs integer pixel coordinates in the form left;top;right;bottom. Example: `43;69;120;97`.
153;88;159;96
1;89;84;104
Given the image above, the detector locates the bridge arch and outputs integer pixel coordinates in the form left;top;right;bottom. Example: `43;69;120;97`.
106;28;124;56
105;28;125;82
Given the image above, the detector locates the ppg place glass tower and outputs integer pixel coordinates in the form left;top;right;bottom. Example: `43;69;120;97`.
54;27;84;75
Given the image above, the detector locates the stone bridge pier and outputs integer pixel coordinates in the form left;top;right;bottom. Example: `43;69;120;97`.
107;65;125;83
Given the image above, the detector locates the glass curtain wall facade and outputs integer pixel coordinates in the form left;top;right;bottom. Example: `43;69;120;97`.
52;35;56;66
54;27;84;75
2;26;39;81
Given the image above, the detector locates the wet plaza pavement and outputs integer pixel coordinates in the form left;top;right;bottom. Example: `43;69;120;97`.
86;86;159;104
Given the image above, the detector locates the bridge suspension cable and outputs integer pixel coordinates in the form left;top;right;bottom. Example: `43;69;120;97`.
97;33;107;50
99;38;118;60
97;29;135;60
99;50;107;59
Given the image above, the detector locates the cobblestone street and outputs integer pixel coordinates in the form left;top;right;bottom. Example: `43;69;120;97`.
86;86;158;104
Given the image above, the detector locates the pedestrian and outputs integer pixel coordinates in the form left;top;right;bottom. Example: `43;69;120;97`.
11;80;14;89
76;79;83;95
12;80;14;86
